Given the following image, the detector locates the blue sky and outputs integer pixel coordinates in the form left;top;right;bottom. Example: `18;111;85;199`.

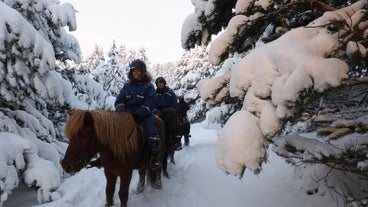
63;0;194;63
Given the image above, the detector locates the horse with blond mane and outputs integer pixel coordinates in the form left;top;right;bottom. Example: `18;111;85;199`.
61;110;165;207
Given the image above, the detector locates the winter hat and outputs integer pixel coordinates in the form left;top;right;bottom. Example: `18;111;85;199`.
129;59;147;72
155;77;166;85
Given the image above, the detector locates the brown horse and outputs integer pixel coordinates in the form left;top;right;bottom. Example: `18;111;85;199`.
61;110;165;207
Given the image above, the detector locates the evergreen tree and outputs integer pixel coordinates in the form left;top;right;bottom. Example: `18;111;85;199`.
77;45;105;74
182;0;368;204
170;46;220;122
151;62;176;79
0;0;107;202
125;47;150;65
90;41;128;97
116;44;128;65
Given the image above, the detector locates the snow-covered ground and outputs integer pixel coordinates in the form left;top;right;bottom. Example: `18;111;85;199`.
5;123;336;207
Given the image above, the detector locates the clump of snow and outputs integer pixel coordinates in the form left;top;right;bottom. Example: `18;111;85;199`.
235;0;253;14
255;0;272;10
216;110;266;176
260;101;280;138
208;15;249;65
0;132;61;204
198;71;231;101
209;13;263;65
51;3;77;31
181;13;202;49
24;156;61;204
346;41;367;57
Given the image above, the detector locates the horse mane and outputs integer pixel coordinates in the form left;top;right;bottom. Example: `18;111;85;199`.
65;110;140;164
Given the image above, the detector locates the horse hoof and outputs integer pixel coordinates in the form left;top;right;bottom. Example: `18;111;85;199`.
163;171;170;179
153;180;162;189
136;185;144;194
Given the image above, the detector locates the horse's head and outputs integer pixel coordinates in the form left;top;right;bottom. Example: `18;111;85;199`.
61;110;99;173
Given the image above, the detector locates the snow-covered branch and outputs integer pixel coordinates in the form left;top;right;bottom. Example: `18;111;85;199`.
200;1;368;177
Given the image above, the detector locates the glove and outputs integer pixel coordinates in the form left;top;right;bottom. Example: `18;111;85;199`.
131;113;141;123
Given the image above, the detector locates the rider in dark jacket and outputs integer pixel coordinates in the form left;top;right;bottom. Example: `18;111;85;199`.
155;77;182;150
177;96;191;146
154;77;177;110
115;59;160;166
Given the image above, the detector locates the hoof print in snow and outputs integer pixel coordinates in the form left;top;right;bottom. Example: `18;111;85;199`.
306;188;318;195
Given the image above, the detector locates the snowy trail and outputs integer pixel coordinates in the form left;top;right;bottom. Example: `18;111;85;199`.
6;123;335;207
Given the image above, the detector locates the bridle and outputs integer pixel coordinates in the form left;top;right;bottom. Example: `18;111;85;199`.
64;132;96;170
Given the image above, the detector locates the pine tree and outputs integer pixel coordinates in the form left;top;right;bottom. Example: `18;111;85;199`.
0;0;107;202
77;45;105;74
169;46;221;122
90;41;129;97
182;0;368;204
116;44;128;65
125;47;150;65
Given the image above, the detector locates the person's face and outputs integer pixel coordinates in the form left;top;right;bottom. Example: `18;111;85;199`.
157;81;165;89
132;69;142;80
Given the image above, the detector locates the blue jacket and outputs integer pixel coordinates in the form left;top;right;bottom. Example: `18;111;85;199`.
115;79;157;118
155;87;178;110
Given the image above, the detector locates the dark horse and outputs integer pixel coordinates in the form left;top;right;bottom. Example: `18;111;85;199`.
61;110;165;207
177;114;191;147
158;108;189;178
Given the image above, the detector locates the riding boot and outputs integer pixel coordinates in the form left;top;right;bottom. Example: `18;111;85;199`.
149;137;161;169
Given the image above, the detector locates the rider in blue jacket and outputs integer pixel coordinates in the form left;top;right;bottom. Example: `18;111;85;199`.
155;77;182;150
115;59;160;166
155;77;177;110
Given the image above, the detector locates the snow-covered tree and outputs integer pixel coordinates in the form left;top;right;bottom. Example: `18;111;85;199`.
76;45;105;74
90;41;129;98
182;0;368;204
0;1;107;204
116;44;128;65
124;47;150;65
151;62;176;79
169;46;220;122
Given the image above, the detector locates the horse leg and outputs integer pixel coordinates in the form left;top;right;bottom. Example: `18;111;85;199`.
136;169;146;193
162;149;169;178
104;169;117;207
154;168;162;189
184;134;190;146
148;167;162;189
169;148;176;164
119;170;133;207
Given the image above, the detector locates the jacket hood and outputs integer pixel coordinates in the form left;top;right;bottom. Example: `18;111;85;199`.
128;69;153;82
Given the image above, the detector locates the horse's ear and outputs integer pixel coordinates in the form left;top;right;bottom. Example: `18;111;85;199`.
84;111;94;125
68;110;74;116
